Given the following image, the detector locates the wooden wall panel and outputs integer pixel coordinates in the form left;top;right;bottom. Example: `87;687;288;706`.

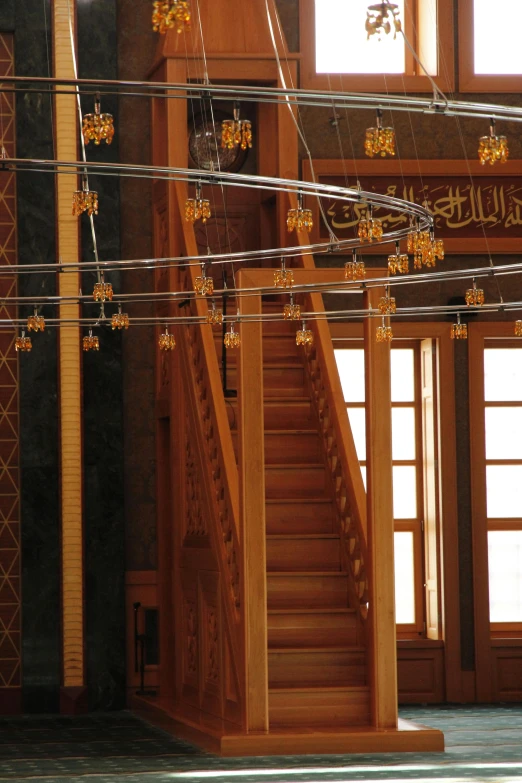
492;643;522;701
0;33;21;713
398;646;445;704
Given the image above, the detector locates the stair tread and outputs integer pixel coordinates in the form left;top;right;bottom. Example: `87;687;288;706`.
268;607;355;614
269;646;365;653
266;534;339;540
269;685;370;693
266;498;333;504
264;429;317;435
265;463;325;469
268;571;348;576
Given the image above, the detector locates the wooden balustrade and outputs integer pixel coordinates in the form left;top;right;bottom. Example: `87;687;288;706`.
302;302;369;628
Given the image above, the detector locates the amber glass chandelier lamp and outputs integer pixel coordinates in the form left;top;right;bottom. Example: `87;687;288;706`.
221;102;253;151
72;175;98;217
152;0;191;34
345;250;366;280
287;192;313;233
185;181;211;225
365;108;396;158
82;94;115;146
366;2;402;39
478;118;509;165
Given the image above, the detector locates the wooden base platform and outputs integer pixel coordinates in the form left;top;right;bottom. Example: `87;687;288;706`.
129;694;445;756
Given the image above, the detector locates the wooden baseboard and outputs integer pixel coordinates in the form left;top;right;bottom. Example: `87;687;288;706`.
130;694;444;756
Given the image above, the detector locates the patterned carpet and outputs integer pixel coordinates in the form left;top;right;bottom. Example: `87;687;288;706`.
1;706;522;782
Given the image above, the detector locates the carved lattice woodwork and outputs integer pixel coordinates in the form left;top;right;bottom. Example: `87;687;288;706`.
185;419;208;539
0;34;21;706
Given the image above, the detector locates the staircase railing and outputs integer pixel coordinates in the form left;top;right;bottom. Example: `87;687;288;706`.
302;292;369;626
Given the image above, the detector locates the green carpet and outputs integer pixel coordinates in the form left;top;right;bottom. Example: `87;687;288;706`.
1;706;522;782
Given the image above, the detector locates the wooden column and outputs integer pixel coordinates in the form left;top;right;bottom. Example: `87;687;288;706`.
364;287;397;729
238;271;268;732
53;0;86;712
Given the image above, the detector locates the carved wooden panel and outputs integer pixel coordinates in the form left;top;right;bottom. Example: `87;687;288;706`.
184;416;208;541
199;571;222;718
180;570;199;708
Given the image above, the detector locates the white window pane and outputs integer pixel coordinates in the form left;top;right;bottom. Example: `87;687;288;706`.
394;531;415;624
487;466;522;518
393;465;417;519
484;349;522;402
392;407;416;460
486;408;522;459
315;0;405;74
391;349;415;402
489;531;522;622
360;465;367;491
474;0;522;74
418;0;438;76
334;348;365;402
347;407;366;461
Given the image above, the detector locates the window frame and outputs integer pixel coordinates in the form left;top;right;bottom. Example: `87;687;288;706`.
300;0;455;93
458;0;522;92
331;321;461;697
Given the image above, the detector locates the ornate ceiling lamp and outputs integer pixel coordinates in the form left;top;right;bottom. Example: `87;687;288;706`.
15;332;32;352
376;316;393;343
93;274;113;302
345;250;366;281
27;308;45;332
274;258;294;288
388;242;409;275
206;300;223;325
152;0;191;34
365;2;402;39
365;108;396;158
451;313;467;340
378;286;396;315
185;182;211;225
221;102;253;151
83;328;100;352
82;93;114;146
194;263;214;296
478;118;509;165
465;278;485;307
358;205;383;242
287;192;313;233
296;320;314;347
111;304;130;330
72;175;98;217
158;326;176;351
283;293;301;320
224;321;241;349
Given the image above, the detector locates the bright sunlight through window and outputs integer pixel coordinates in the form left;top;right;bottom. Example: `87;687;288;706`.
474;0;522;74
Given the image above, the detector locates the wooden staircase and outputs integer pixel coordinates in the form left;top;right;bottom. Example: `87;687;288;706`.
224;304;370;729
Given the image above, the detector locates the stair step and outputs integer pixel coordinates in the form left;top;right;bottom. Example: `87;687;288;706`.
266;498;336;534
268;648;367;687
227;365;305;396
266;534;341;571
231;431;321;464
267;572;348;609
227;398;314;430
265;464;327;498
268;608;358;648
269;685;370;728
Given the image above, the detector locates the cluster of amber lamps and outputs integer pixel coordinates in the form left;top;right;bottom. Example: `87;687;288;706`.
358;206;383;242
274;258;294;289
388;242;409;275
365;108;396;158
478;119;509;166
72;175;98;217
451;314;467;340
159;326;176;351
465;279;485;307
82;95;114;146
366;1;401;39
345;250;366;281
376;316;393;343
111;305;130;330
152;0;190;34
224;320;241;349
221;103;253;151
195;264;214;296
287;192;313;233
15;332;32;352
206;300;223;325
296;321;314;347
83;328;100;352
93;275;113;302
283;293;301;321
407;222;444;268
185;182;211;225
